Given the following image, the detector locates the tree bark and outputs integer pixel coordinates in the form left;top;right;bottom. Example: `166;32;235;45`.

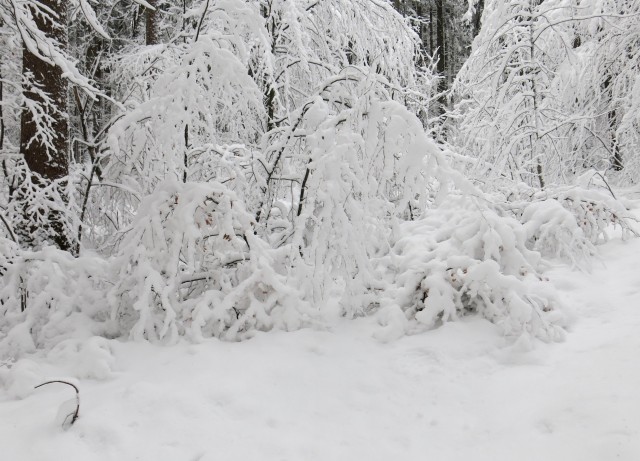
260;2;277;132
145;0;158;45
435;0;447;115
602;75;623;170
19;0;71;251
471;0;485;39
429;6;434;57
21;0;68;182
415;1;429;59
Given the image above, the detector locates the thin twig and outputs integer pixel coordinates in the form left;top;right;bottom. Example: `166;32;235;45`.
0;210;17;243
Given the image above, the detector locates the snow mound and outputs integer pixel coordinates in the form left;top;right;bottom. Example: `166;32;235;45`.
47;337;115;380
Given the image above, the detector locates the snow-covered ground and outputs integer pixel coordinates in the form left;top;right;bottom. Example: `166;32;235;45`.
2;215;640;460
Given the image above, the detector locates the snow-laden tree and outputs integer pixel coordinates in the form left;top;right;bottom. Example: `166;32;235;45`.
92;0;266;238
255;0;425;125
452;0;640;186
572;0;640;180
452;0;574;187
243;1;436;315
97;0;437;320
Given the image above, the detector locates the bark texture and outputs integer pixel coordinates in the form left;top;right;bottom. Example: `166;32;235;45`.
19;0;71;251
145;0;158;46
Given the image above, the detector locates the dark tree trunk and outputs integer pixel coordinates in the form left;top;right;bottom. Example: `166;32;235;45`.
21;0;68;182
145;0;158;45
19;0;71;251
602;74;623;171
471;0;485;39
608;105;623;171
429;6;434;57
435;0;447;115
0;66;13;200
1;68;5;184
260;2;277;132
0;70;4;155
415;2;423;46
415;1;429;59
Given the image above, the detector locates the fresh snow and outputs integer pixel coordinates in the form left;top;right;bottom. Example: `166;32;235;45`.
1;216;640;460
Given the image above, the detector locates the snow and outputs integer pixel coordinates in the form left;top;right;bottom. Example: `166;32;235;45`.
2;216;640;460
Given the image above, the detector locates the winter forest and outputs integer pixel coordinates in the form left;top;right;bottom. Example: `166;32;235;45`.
1;0;640;459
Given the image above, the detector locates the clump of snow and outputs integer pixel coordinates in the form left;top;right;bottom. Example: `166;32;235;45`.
46;337;115;380
1;359;42;400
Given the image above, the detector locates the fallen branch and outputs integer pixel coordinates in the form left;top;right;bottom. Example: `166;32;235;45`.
34;380;80;428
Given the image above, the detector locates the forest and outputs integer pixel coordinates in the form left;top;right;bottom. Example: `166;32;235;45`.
0;1;639;459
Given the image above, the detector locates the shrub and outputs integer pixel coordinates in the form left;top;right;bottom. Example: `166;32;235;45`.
381;197;567;341
108;180;313;342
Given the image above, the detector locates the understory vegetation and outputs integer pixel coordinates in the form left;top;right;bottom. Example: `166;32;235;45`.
0;0;638;358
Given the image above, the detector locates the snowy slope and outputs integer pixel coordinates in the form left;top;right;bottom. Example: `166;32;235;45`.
1;220;640;460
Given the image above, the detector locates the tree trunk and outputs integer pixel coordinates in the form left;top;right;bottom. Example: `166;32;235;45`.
19;0;71;251
0;70;4;155
415;1;429;58
526;0;545;188
435;0;447;115
608;112;623;171
472;0;485;39
145;0;158;45
429;6;434;57
602;75;623;170
260;2;277;132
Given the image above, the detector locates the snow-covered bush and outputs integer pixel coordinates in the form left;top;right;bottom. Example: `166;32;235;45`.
498;177;637;268
382;197;567;342
283;93;434;315
109;180;312;342
518;199;597;269
0;243;110;358
554;188;636;244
